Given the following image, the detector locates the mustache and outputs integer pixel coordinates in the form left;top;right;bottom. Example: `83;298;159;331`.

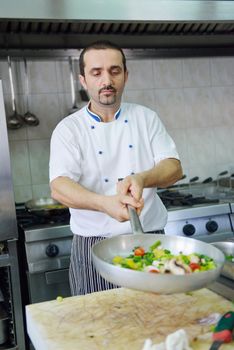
99;85;116;93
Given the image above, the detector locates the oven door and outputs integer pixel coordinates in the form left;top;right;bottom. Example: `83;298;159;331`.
26;268;71;303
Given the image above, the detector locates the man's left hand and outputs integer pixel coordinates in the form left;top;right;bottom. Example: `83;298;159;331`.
117;174;144;205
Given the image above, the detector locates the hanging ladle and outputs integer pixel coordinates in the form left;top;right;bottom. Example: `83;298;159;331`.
68;56;79;115
23;58;39;126
7;56;24;129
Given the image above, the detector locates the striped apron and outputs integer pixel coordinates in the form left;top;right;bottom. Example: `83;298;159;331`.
69;234;119;296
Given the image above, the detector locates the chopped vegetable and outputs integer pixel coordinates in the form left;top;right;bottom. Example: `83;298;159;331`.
225;254;234;262
56;296;63;302
149;240;161;251
189;262;201;271
134;247;145;256
112;240;217;275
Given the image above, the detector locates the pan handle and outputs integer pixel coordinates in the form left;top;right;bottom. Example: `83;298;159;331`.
128;206;144;235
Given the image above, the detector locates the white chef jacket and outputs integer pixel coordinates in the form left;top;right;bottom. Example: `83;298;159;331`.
49;102;180;237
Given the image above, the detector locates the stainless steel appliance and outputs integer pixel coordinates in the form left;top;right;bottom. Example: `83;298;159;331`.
17;212;72;304
160;186;234;300
0;80;26;349
1;0;234;53
164;203;233;242
230;202;234;223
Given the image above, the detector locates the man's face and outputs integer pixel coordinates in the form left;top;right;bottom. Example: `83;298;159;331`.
79;48;128;107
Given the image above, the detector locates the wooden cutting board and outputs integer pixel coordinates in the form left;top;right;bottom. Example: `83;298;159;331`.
26;288;234;350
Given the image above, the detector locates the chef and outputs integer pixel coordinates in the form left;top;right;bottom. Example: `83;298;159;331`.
49;40;183;295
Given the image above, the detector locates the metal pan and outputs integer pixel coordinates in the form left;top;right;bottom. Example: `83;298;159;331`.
25;197;69;217
211;241;234;280
92;207;225;294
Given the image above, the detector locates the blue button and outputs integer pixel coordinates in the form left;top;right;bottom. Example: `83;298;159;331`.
99;151;103;154
104;178;109;182
91;125;95;129
129;144;133;148
124;119;128;123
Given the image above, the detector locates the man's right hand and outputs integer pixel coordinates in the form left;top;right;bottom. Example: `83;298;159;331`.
101;194;144;222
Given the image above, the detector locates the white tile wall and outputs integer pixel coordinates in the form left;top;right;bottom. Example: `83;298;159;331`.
27;60;58;94
210;57;234;86
153;59;183;88
155;88;186;129
126;60;155;90
0;55;234;202
123;89;156;111
184;88;213;128
182;58;211;88
9;140;31;186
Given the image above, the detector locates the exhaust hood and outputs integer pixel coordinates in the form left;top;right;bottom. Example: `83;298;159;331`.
1;0;234;56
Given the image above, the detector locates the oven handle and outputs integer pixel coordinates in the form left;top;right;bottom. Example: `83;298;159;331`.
45;268;69;285
28;256;70;273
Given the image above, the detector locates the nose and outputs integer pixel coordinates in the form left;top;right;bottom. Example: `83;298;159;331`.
101;71;113;86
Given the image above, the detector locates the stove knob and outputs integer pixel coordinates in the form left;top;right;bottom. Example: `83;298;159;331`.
183;224;196;236
206;220;218;233
46;244;59;257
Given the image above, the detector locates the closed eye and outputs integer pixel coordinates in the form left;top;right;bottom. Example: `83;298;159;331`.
91;69;101;77
110;67;122;75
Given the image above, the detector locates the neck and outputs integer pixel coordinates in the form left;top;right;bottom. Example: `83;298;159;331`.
89;101;121;122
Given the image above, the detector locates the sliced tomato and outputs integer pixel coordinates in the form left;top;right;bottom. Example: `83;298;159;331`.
148;267;159;273
189;262;201;271
134;247;145;256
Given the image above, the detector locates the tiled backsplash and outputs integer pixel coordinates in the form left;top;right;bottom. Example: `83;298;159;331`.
0;55;234;203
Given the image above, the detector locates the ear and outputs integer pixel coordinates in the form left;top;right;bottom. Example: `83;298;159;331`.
124;70;129;83
79;74;87;90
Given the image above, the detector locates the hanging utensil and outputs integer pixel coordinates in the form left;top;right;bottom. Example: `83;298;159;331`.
7;56;23;129
22;58;39;126
68;56;79;115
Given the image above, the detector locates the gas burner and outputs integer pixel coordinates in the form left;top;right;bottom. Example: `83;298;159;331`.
16;208;70;228
159;190;219;209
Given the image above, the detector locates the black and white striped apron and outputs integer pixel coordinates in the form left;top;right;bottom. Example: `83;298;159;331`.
69;234;119;296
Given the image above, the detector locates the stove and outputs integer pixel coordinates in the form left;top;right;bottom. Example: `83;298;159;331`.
159;189;220;209
23;224;72;274
164;203;233;241
17;208;72;305
16;208;70;228
158;187;234;241
159;186;234;300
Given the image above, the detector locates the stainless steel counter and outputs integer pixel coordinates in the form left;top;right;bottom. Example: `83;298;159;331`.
208;276;234;301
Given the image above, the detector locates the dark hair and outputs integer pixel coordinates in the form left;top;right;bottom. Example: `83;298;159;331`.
79;40;127;76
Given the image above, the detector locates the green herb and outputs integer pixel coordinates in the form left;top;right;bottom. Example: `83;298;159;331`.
149;240;161;251
225;254;234;262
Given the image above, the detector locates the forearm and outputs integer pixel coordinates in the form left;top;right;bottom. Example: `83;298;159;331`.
139;158;183;188
50;176;105;211
116;158;183;201
50;176;143;221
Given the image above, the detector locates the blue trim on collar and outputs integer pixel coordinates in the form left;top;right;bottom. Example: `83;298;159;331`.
86;108;101;122
115;108;121;120
86;106;121;122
